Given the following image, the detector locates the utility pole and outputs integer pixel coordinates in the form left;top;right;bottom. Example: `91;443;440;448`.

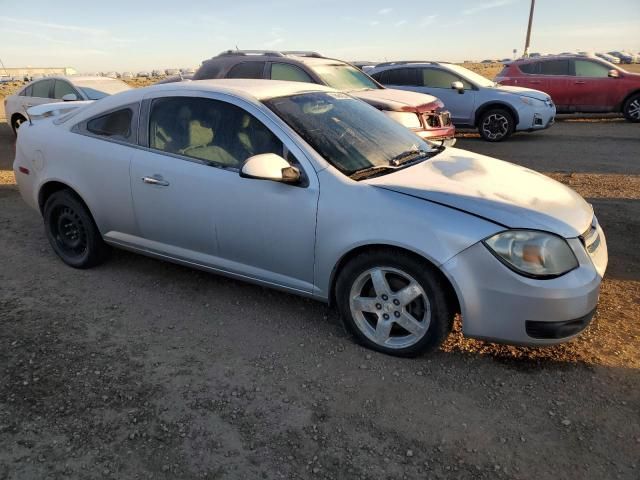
523;0;536;58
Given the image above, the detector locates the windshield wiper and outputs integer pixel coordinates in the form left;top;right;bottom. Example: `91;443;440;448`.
389;148;440;167
349;165;398;181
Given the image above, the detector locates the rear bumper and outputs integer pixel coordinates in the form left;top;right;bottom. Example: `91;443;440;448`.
441;227;607;346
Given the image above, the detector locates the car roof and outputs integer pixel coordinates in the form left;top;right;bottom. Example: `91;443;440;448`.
25;75;126;85
509;54;599;64
88;79;337;110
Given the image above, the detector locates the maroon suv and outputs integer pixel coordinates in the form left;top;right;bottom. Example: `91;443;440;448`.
496;55;640;121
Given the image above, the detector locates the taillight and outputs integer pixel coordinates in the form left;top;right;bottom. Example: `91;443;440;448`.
18;166;29;175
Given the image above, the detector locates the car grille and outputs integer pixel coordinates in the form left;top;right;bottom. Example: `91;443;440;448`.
580;218;600;255
422;111;452;129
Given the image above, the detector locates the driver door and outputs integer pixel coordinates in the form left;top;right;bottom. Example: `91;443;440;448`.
130;92;319;293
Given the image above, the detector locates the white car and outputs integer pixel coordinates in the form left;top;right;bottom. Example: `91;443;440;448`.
13;79;607;356
5;76;131;135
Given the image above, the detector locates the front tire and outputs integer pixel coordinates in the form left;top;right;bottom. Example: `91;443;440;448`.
43;190;109;268
335;250;454;357
622;93;640;122
478;108;514;142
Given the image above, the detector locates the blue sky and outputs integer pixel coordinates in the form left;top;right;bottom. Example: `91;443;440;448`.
1;0;638;71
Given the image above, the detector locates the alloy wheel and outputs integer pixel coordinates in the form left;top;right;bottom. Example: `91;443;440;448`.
627;99;640;120
481;113;509;140
349;267;431;349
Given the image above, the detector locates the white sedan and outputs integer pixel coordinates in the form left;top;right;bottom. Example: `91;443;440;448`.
5;76;131;135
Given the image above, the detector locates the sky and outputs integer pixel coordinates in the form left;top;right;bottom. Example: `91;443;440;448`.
1;0;639;72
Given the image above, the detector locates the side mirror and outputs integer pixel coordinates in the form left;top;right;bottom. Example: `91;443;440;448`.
240;153;300;184
608;69;620;78
451;81;465;94
61;93;78;101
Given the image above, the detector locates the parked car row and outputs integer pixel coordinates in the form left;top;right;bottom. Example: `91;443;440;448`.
159;50;560;142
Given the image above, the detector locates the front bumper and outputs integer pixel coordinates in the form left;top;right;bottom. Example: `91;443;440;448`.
414;124;456;141
516;103;556;132
441;223;608;345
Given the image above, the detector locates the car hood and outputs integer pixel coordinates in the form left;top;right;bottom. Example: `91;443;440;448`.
495;85;550;101
365;147;592;238
350;88;444;113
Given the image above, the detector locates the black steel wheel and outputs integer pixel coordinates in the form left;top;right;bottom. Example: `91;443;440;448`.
43;190;109;268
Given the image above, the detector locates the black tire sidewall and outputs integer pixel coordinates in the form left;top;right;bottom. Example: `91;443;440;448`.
623;94;640;122
43;190;107;268
335;250;453;357
478;108;514;142
12;115;26;136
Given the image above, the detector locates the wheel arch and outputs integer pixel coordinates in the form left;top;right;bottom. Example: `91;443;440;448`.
328;244;461;316
10;112;27;129
38;181;93;217
620;89;640;112
474;101;520;127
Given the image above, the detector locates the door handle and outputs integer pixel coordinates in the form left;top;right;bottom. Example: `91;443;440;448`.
574;81;586;84
529;81;541;84
142;176;170;186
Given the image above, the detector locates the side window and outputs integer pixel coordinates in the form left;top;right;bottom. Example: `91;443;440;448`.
53;80;79;100
149;97;284;170
518;62;540;74
21;85;33;97
384;68;419;86
31;79;53;98
574;60;610;78
421;68;472;89
87;109;133;139
270;63;314;83
539;60;570;76
370;70;387;83
226;62;266;79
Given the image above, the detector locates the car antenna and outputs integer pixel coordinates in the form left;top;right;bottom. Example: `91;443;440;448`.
0;56;9;77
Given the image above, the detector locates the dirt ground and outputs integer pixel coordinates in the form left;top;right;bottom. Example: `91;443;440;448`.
1;87;639;479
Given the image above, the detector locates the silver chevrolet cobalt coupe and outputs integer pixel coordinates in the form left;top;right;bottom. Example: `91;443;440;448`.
14;79;607;356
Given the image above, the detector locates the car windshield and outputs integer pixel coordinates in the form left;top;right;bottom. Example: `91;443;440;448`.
311;64;380;91
75;79;131;100
264;92;440;177
445;64;496;87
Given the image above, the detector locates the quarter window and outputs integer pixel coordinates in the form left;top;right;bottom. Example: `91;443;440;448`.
31;79;53;98
270;63;314;83
53;80;79;100
226;62;266;79
539;60;570;76
574;60;610;78
420;68;472;89
87;109;133;139
149;97;284;169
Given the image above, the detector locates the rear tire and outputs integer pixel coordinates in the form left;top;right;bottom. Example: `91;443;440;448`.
335;249;454;357
477;108;514;142
43;190;109;268
622;93;640;122
11;114;27;136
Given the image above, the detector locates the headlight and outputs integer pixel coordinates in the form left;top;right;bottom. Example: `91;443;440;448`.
518;96;544;107
384;111;422;129
483;230;579;278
